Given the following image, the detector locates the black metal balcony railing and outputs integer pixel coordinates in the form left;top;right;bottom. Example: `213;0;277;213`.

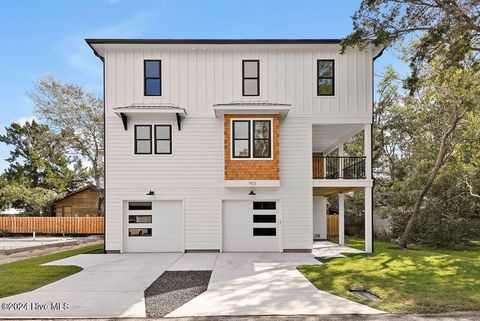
313;156;366;179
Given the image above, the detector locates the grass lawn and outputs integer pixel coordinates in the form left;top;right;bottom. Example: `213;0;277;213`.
299;239;480;313
0;243;103;298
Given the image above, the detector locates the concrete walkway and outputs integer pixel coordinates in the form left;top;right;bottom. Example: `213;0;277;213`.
167;252;382;317
0;243;381;318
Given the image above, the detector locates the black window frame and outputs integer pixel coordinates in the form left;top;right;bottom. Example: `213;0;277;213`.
144;60;162;96
253;201;276;210
128;202;153;210
128;215;153;224
253;228;276;236
253;215;276;223
154;124;172;155
252;120;272;158
134;125;152;155
242;60;260;96
317;59;335;96
232;120;251;158
128;228;152;237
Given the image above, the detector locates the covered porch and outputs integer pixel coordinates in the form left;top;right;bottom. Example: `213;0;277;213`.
311;123;373;253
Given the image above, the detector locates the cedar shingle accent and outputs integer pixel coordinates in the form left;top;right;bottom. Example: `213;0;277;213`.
224;114;280;180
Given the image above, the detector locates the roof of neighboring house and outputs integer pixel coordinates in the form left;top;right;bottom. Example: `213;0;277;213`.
59;185;100;200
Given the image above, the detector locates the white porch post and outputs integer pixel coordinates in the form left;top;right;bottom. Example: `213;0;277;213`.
338;143;344;178
338;193;345;246
364;124;373;253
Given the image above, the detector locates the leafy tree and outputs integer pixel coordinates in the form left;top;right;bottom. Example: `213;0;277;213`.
30;76;104;215
0;120;87;214
342;0;479;89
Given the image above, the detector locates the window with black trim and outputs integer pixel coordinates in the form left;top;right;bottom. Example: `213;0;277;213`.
155;125;172;154
253;228;276;236
253;215;276;223
232;120;250;158
317;60;334;96
128;202;152;210
129;215;152;223
129;228;152;237
134;125;152;154
253;201;276;210
144;60;161;96
253;120;271;158
242;60;259;96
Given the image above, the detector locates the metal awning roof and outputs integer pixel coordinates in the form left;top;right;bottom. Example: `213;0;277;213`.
213;101;290;119
113;103;187;131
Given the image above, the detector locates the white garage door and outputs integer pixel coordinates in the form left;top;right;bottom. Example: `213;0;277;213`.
124;200;183;252
223;200;280;252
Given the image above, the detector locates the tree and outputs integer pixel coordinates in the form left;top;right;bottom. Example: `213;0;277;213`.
342;0;479;89
30;76;104;216
0;120;87;214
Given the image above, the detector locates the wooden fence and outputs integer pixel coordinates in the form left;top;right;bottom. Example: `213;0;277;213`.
327;215;339;237
0;217;104;235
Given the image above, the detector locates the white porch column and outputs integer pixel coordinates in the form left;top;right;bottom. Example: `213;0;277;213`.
365;186;373;253
364;124;372;179
338;193;345;246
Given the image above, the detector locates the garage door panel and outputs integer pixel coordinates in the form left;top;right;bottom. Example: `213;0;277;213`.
124;200;183;253
223;200;280;252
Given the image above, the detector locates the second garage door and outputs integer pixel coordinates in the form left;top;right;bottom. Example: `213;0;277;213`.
223;200;280;252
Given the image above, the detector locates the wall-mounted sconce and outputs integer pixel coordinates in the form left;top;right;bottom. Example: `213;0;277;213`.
248;190;256;196
146;190;155;196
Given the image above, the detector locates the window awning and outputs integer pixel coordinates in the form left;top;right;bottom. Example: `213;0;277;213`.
113;103;187;131
213;101;290;119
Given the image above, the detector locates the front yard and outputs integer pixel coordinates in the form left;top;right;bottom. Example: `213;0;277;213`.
0;243;103;298
299;239;480;313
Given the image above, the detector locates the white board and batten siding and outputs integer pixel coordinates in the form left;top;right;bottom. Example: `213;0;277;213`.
96;42;376;252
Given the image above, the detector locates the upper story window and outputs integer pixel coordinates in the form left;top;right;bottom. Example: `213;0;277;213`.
232;119;272;159
317;60;334;96
154;125;172;154
144;60;161;96
232;120;250;158
134;125;152;154
242;60;260;96
253;120;271;158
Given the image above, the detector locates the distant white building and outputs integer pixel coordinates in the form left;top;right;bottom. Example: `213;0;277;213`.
0;208;22;215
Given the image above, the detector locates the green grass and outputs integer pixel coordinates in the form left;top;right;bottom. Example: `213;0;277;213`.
300;239;480;313
328;236;366;251
0;243;103;298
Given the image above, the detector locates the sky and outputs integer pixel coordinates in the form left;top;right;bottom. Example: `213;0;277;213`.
0;0;403;172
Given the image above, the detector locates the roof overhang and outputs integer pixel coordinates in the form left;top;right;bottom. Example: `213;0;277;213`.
113;104;187;131
213;101;290;119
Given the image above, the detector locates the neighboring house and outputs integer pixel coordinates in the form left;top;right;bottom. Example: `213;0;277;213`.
87;39;382;253
0;208;22;215
55;185;103;217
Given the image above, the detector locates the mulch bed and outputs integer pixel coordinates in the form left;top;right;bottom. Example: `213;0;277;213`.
144;270;212;318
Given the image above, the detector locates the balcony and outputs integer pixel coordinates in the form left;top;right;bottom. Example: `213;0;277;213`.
313;155;366;179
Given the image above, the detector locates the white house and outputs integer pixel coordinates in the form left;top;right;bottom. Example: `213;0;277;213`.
87;39;383;254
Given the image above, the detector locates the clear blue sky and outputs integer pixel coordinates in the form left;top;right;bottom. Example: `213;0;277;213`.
0;0;401;172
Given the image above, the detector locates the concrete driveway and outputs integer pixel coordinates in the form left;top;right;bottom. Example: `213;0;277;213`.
0;248;382;318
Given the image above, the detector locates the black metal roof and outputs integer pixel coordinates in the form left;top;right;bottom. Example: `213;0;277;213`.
86;39;342;45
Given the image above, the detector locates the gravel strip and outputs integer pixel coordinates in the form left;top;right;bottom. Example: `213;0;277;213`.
144;270;212;318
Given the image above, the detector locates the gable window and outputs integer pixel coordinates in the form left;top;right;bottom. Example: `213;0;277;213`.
231;119;272;159
154;125;172;154
144;60;161;96
317;60;334;96
242;60;260;96
232;120;250;158
253;120;271;158
134;125;152;154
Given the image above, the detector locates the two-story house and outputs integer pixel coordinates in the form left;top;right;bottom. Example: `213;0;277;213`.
87;39;383;254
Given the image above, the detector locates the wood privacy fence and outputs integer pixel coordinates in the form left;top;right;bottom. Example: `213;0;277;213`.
0;217;104;235
327;215;339;237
